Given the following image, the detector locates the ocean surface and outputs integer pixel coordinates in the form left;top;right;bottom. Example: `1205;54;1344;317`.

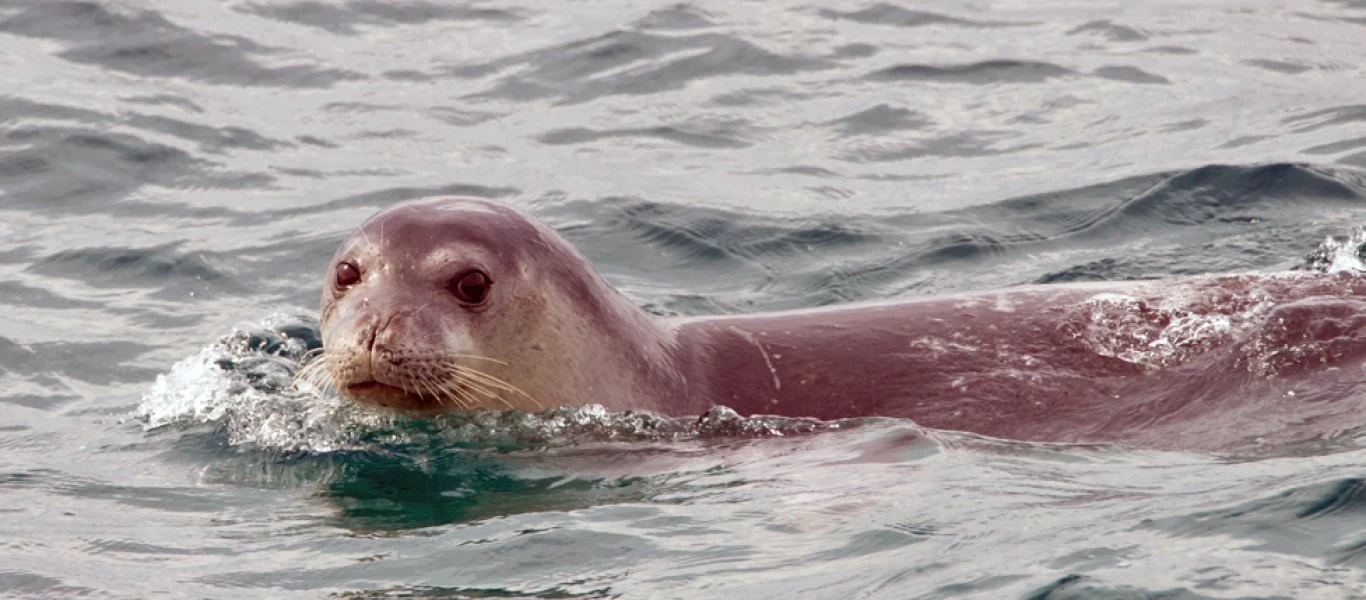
5;0;1366;597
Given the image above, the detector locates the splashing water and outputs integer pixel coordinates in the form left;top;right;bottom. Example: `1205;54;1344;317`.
1072;293;1239;369
1303;227;1366;274
136;313;398;455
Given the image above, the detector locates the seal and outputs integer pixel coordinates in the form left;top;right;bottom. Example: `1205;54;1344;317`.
307;196;1366;450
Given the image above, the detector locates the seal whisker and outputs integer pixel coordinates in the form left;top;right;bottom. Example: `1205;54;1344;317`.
423;369;469;410
454;366;522;394
434;369;492;411
458;389;481;411
450;369;501;396
447;373;491;400
441;361;508;387
427;370;460;409
446;380;477;411
311;359;334;385
414;375;438;405
432;379;458;410
449;371;514;411
355;218;374;249
447;354;510;366
293;361;314;386
448;365;511;394
450;364;542;411
294;355;338;394
419;373;447;408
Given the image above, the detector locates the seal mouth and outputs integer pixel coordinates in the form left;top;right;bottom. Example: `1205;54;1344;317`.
346;381;407;395
343;380;430;411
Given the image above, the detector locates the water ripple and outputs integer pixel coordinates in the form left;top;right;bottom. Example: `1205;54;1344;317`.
240;0;522;35
819;4;1025;28
867;60;1075;84
473;30;833;103
0;0;361;87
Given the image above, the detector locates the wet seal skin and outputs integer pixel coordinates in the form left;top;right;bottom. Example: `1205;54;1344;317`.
303;196;1366;451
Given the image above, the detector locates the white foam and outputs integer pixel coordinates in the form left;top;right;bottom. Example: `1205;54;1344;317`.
134;317;390;456
1305;228;1366;274
1077;292;1237;369
136;346;236;429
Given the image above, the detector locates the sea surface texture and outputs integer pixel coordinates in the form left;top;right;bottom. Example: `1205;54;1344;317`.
4;0;1366;598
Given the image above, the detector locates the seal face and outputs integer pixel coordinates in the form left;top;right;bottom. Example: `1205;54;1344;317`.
311;196;1366;451
314;198;526;411
310;197;682;414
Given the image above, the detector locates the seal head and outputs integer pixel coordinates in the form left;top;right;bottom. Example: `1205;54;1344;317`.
313;197;681;414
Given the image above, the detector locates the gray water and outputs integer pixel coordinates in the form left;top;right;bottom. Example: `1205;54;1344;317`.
5;0;1366;597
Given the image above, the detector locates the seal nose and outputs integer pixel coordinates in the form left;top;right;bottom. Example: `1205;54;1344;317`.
373;345;405;367
325;302;396;386
363;317;381;353
367;313;397;354
368;311;419;382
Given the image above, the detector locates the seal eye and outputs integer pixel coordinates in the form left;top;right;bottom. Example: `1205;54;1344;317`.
451;270;491;305
335;261;360;288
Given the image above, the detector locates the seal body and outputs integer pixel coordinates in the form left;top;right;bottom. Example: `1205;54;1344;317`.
315;197;1366;450
671;277;1366;449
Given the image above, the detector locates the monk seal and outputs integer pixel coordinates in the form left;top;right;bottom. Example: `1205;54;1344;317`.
304;196;1366;450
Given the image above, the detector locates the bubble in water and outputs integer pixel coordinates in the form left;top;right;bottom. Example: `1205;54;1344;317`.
1302;228;1366;274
